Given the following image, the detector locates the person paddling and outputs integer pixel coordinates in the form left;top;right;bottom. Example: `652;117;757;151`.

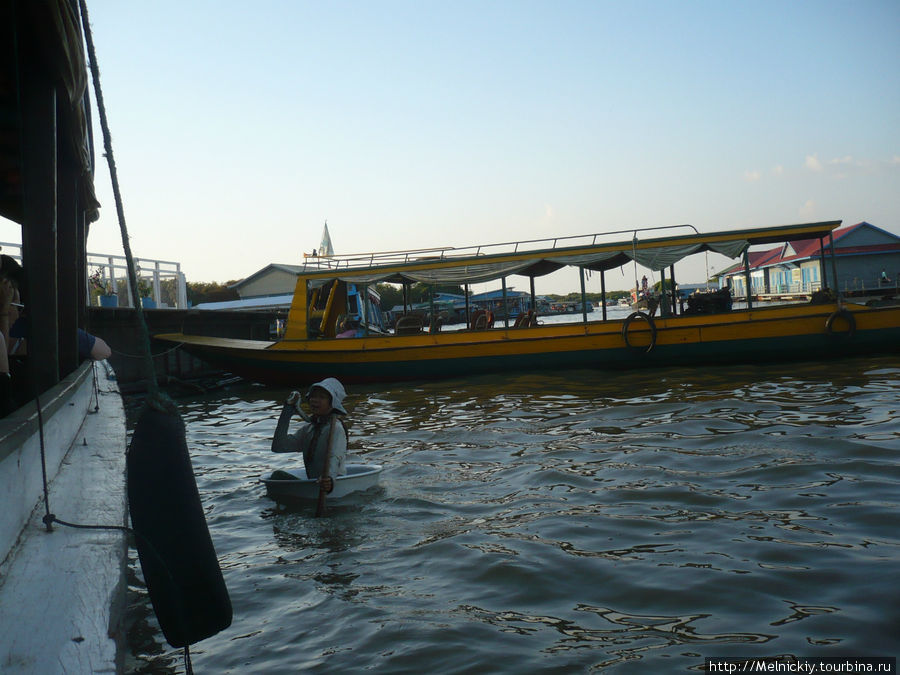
271;377;348;493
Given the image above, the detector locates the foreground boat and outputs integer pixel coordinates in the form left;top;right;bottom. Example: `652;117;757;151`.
2;5;128;670
261;463;383;501
156;220;900;385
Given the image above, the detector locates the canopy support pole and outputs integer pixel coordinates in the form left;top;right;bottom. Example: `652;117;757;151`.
743;248;753;309
600;271;607;321
579;267;587;323
828;233;840;300
669;264;677;316
501;278;509;328
464;284;471;328
659;267;669;318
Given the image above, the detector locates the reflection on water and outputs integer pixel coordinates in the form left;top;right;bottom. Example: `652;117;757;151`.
127;355;900;673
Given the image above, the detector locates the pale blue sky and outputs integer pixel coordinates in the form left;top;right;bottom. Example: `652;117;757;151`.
4;0;899;292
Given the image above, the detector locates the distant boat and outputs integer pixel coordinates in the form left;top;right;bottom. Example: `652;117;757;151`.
156;220;900;385
542;300;593;315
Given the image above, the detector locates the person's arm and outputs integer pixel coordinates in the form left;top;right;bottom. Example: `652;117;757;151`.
271;392;307;453
90;335;112;360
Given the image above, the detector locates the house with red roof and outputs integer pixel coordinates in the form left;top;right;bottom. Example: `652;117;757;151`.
716;222;900;297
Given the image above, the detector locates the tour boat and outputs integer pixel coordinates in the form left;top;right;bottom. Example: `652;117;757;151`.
155;220;900;385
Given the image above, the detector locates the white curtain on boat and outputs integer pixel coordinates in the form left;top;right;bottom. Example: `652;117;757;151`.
312;239;751;284
627;239;749;271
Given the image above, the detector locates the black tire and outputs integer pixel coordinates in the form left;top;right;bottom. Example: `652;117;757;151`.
622;311;657;352
825;309;856;338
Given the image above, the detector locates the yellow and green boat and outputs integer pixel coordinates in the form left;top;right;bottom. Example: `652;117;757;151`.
155;220;900;385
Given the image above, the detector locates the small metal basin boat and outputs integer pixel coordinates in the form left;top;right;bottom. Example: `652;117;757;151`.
261;463;382;501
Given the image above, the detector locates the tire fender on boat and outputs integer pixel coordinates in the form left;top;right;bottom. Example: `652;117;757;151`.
127;407;233;648
622;311;657;352
825;309;856;338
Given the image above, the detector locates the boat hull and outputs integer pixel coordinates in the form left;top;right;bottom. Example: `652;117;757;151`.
156;303;900;385
261;463;383;501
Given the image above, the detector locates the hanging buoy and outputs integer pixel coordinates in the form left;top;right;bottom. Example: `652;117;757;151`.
825;309;856;338
127;407;232;648
622;311;657;352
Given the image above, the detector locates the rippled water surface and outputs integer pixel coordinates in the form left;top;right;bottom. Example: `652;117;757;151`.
126;355;900;673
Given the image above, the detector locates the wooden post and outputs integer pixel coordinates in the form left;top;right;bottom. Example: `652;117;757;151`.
669;264;677;316
600;270;607;321
743;248;753;309
20;50;60;392
56;155;79;375
828;233;840;299
579;267;587;323
501;278;509;328
659;267;668;318
464;283;470;329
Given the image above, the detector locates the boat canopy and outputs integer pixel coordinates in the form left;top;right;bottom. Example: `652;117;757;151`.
302;221;841;287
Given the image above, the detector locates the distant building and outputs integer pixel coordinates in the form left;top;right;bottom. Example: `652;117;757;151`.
195;263;301;310
230;263;303;299
716;222;900;297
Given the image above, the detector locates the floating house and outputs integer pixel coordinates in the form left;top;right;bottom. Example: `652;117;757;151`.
718;222;900;298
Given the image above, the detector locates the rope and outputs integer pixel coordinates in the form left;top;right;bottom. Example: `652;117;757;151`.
112;342;184;360
88;360;100;413
78;0;173;415
36;393;53;533
77;3;192;670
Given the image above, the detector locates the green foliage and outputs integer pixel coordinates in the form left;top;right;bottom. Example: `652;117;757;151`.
375;282;467;309
375;283;402;310
186;280;241;305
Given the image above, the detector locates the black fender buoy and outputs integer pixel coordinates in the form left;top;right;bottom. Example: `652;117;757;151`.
622;311;657;352
825;309;856;338
127;407;232;648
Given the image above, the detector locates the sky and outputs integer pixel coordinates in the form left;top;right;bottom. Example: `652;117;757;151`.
3;0;899;294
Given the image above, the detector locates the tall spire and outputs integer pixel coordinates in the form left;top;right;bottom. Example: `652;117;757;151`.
319;220;334;257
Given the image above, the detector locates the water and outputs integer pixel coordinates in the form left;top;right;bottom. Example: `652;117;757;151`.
125;355;900;673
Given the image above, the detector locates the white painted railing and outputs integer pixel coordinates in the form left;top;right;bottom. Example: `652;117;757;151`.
0;242;188;309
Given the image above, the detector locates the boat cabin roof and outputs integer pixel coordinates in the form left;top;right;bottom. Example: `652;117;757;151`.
299;221;842;287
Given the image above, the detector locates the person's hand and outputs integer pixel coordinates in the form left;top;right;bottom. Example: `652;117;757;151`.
286;390;301;406
317;476;334;493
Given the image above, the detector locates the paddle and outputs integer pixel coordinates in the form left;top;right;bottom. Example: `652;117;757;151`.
315;417;337;517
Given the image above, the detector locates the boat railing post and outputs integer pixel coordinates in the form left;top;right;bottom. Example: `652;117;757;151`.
176;267;188;308
152;261;162;305
107;255;117;301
